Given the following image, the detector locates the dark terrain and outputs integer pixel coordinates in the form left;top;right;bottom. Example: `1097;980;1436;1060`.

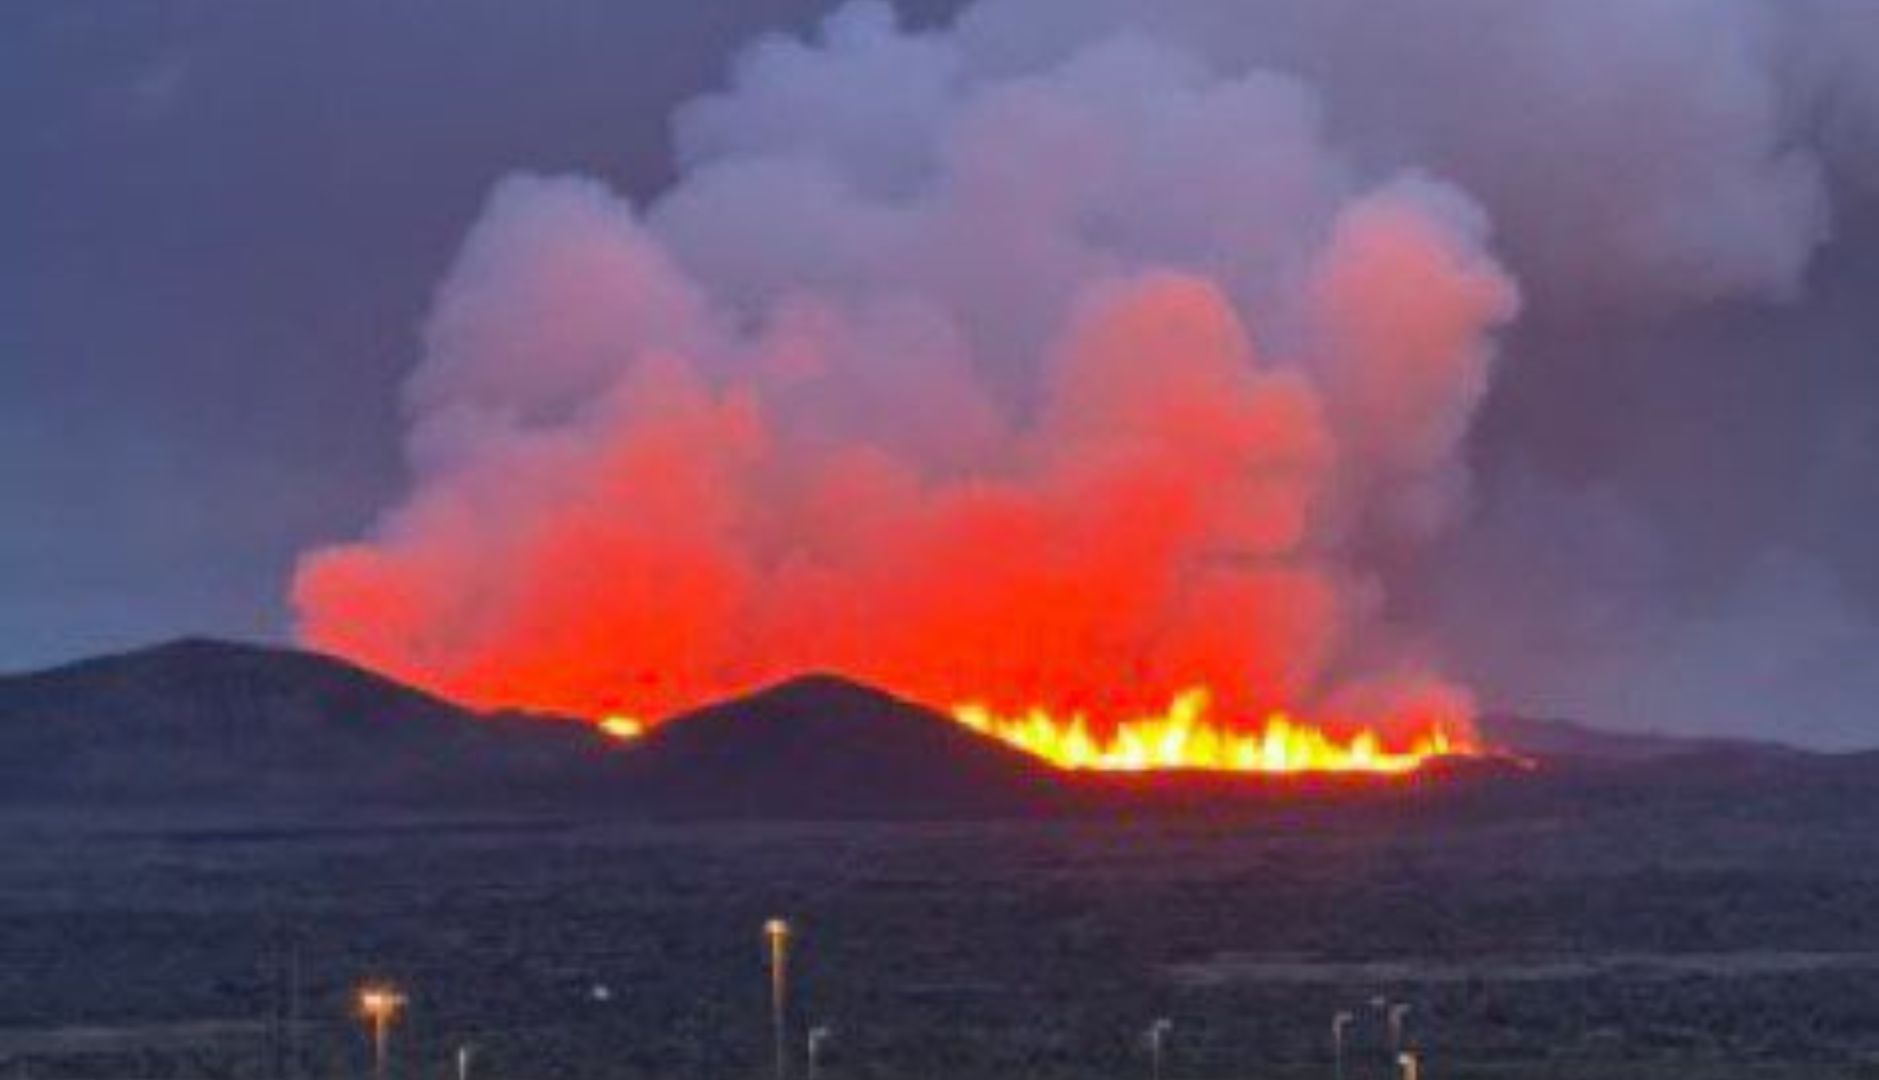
0;639;616;820
3;640;1879;1079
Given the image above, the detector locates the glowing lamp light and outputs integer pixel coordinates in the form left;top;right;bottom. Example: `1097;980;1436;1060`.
357;983;408;1080
358;985;406;1021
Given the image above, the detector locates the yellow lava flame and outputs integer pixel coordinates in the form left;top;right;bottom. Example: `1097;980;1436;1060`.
599;715;646;741
951;687;1470;774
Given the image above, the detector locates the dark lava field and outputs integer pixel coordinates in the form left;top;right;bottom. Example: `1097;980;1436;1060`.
6;801;1879;1080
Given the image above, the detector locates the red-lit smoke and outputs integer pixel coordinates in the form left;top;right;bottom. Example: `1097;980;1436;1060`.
292;12;1518;758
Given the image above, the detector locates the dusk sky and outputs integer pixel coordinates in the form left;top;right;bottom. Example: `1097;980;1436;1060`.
8;0;1879;746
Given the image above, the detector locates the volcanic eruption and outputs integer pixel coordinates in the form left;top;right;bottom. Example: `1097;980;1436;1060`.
291;3;1522;773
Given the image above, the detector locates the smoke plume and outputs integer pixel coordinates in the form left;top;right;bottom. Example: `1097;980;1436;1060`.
293;0;1874;739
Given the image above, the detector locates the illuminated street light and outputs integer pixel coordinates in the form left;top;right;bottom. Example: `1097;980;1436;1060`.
765;917;792;1080
1386;1004;1411;1057
1396;1050;1420;1080
1143;1017;1173;1080
1331;1010;1354;1080
454;1043;473;1080
356;984;406;1080
806;1024;833;1080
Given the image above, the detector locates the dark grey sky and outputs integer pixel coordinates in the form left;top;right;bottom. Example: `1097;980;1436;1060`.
3;0;922;663
6;0;1879;745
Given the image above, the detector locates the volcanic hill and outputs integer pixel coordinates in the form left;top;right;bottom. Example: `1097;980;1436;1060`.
0;638;616;821
611;673;1063;818
0;637;1857;825
0;639;1068;822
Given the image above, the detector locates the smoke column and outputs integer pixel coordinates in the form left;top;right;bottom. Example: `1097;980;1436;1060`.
294;0;1642;738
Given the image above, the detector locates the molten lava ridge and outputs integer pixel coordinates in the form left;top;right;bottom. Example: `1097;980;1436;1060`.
598;680;1481;776
951;687;1475;775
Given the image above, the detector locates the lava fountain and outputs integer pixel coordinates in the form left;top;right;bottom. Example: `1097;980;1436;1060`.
953;688;1473;774
599;685;1478;775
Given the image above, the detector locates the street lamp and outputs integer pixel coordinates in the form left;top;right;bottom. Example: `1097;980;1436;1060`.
1143;1018;1173;1080
1331;1010;1354;1080
454;1043;473;1080
1386;1004;1411;1057
765;918;792;1080
806;1024;833;1080
355;984;406;1080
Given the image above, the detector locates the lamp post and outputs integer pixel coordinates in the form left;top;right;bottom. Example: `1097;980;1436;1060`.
1367;996;1397;1080
806;1024;832;1080
765;918;792;1080
1386;1004;1411;1059
1144;1018;1173;1080
454;1044;473;1080
356;985;406;1080
1331;1010;1354;1080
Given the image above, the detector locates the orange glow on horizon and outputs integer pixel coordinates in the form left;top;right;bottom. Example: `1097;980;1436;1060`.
584;681;1477;775
952;687;1473;774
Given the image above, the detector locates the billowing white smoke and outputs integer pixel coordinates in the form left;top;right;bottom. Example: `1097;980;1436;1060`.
293;0;1859;738
952;0;1833;310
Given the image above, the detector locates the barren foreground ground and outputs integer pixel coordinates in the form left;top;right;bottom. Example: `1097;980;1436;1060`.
4;801;1879;1080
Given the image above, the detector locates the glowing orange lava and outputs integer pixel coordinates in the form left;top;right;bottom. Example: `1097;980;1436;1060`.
589;683;1477;775
599;715;646;741
952;687;1474;774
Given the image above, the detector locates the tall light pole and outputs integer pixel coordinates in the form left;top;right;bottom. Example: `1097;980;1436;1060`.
1386;1004;1411;1059
1368;996;1391;1080
1144;1018;1173;1080
454;1044;473;1080
765;918;792;1080
356;985;406;1080
1331;1010;1353;1080
806;1024;832;1080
